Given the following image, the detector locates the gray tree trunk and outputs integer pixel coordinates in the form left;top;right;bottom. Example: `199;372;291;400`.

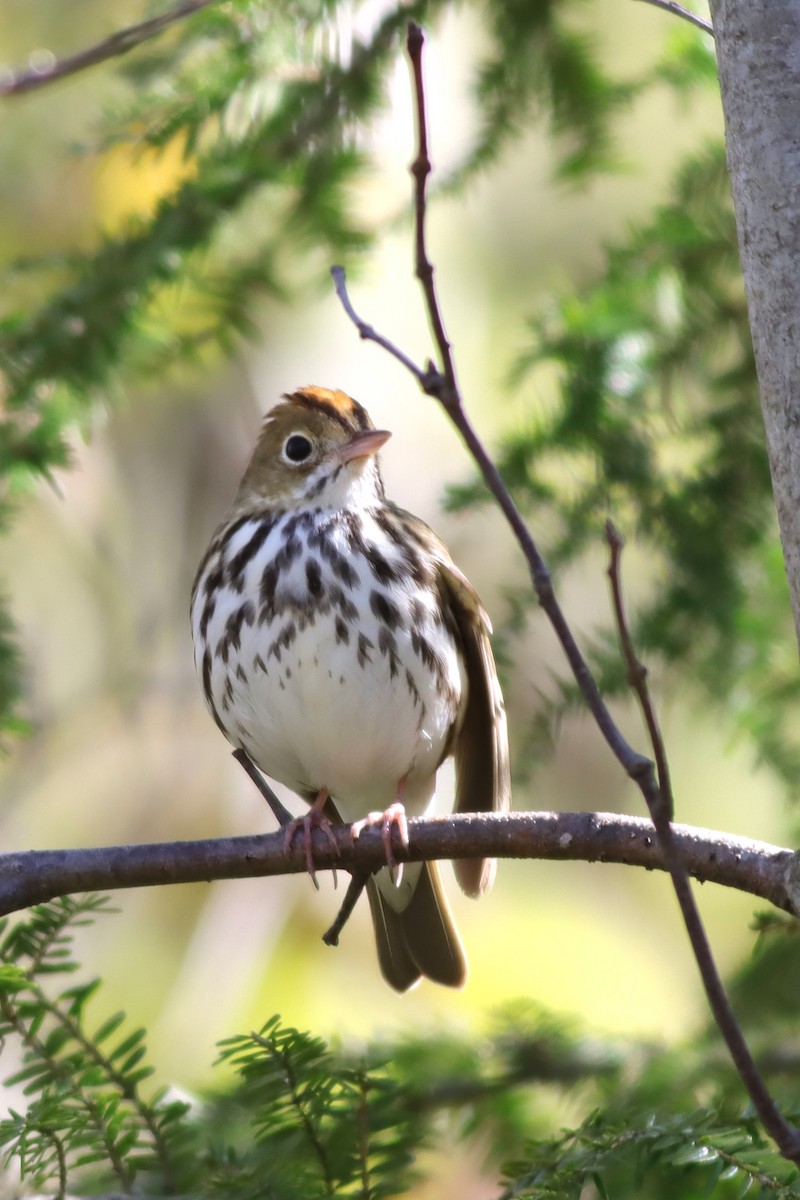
712;0;800;652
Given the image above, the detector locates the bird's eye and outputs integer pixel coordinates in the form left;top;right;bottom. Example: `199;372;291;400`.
283;433;313;464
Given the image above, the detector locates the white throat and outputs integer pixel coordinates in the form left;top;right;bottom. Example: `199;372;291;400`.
296;456;383;511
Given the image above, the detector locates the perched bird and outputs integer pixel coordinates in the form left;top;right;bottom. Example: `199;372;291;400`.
191;386;510;991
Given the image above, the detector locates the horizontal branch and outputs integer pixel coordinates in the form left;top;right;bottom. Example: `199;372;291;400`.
0;811;796;918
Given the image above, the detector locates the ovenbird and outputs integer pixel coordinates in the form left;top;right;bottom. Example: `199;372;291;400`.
190;386;510;991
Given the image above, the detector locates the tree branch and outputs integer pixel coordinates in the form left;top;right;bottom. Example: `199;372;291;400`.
333;19;800;1165
606;521;674;821
0;0;219;97
335;25;660;810
0;812;797;920
606;521;800;1161
635;0;714;37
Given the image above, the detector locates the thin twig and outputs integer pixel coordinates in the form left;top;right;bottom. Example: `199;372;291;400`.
0;0;219;97
331;267;427;382
407;26;655;788
636;0;714;37
334;265;659;792
409;11;798;1162
606;521;673;821
332;18;800;1165
605;522;800;1160
407;23;458;400
334;34;657;797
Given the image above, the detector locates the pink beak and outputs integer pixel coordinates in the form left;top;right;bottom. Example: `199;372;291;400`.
338;428;391;463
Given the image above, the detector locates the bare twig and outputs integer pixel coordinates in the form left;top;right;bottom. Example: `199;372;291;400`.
0;812;796;920
606;521;673;821
606;522;800;1160
331;268;426;382
332;19;800;1165
335;27;658;802
407;23;458;398
636;0;714;37
334;263;657;793
407;25;656;797
0;0;219;97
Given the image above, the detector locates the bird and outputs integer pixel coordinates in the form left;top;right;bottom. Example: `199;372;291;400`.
190;386;510;991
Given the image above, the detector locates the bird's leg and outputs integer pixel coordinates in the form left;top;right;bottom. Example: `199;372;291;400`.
350;775;410;886
322;872;371;946
283;787;339;888
232;749;293;826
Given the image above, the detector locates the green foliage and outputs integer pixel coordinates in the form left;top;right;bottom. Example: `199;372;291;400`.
0;0;701;734
1;5;798;1196
0;597;24;740
210;1021;426;1198
0;0;422;731
0;896;195;1196
2;901;800;1198
466;0;634;181
503;1109;800;1200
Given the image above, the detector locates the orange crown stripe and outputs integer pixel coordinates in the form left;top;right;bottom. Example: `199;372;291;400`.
280;387;372;431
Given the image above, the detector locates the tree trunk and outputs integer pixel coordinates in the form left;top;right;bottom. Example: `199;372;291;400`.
712;0;800;652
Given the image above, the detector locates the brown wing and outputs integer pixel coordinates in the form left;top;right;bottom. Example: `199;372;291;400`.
438;558;511;897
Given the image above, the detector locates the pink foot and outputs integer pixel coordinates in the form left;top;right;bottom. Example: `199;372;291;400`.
284;787;339;888
352;800;409;885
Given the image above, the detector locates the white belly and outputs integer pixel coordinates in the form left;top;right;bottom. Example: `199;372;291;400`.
192;507;467;822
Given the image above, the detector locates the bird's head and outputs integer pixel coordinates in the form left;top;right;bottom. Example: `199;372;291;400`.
235;386;391;511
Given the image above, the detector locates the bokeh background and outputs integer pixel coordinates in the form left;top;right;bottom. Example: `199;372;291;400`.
0;0;778;1123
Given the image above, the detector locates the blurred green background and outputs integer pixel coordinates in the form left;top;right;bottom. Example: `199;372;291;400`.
0;0;779;1118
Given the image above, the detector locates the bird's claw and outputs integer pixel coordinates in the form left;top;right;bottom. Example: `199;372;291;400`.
284;810;339;890
351;802;409;887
